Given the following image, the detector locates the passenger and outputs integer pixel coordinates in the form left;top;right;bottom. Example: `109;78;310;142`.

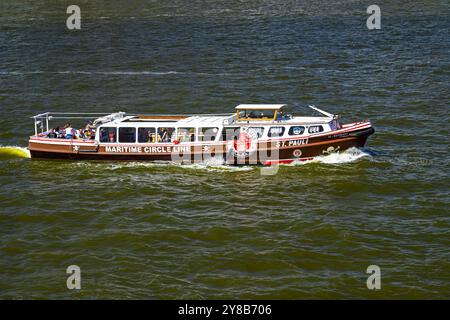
161;129;168;142
47;128;57;138
65;123;74;139
276;112;283;121
157;128;164;142
157;128;161;141
147;131;154;143
81;128;88;139
100;128;107;142
80;126;87;139
190;133;195;142
86;121;95;130
179;131;186;143
61;124;67;138
82;121;94;139
76;128;84;139
167;129;174;142
54;126;62;138
90;128;96;139
108;130;116;142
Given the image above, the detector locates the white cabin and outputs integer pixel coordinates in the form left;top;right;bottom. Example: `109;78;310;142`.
92;105;340;144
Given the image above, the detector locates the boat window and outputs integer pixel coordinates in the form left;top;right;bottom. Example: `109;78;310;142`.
259;110;275;119
248;127;265;138
288;126;305;136
268;126;285;137
238;109;276;120
198;127;219;142
119;127;136;143
157;127;175;143
177;128;195;142
99;127;117;143
221;127;239;141
308;125;324;134
138;127;156;143
248;111;262;119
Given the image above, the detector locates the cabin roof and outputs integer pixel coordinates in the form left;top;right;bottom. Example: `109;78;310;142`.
235;104;286;110
101;114;235;127
176;115;233;126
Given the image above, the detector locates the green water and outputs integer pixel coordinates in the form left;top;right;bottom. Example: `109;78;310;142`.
0;1;449;299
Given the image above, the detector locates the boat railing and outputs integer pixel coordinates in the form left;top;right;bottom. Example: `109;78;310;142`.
31;112;51;136
31;111;236;136
31;112;123;136
127;113;235;118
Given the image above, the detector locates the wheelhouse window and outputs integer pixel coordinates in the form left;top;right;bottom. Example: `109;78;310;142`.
308;125;324;134
248;127;265;139
119;127;136;143
288;126;305;136
177;128;195;142
198;127;219;142
238;109;276;121
99;127;117;143
138;127;156;143
268;126;285;137
157;127;175;143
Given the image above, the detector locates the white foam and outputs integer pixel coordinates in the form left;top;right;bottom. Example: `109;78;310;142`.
184;163;254;172
289;147;370;166
103;160;254;173
7;145;368;168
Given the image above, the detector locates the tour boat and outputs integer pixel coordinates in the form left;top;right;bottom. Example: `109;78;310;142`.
28;104;374;165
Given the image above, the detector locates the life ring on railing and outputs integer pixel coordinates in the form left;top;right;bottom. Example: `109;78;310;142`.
231;128;258;158
234;131;251;152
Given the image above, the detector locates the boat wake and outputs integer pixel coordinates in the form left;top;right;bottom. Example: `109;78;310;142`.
100;149;368;172
288;147;370;166
102;159;254;173
0;146;31;160
70;148;369;172
183;158;254;172
0;145;368;167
